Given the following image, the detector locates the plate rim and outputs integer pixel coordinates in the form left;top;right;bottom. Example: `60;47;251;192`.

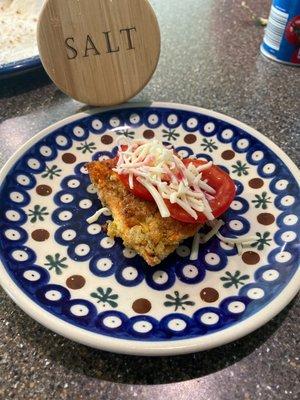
0;101;299;356
0;55;41;78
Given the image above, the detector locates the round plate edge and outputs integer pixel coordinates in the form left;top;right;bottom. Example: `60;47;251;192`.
0;101;299;356
0;55;42;78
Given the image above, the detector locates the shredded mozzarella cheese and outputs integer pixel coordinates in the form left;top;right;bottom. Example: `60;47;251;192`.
137;177;171;217
113;139;215;220
189;219;256;261
190;233;203;261
216;232;256;246
86;207;110;224
202;219;225;242
236;243;244;255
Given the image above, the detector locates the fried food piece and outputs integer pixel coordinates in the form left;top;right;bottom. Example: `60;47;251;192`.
87;160;201;266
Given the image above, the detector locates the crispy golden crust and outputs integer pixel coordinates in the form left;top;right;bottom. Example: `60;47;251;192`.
87;160;201;266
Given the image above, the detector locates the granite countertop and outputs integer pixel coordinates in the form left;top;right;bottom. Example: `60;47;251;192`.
0;1;299;399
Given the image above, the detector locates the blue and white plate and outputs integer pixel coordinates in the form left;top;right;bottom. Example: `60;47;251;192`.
0;103;299;355
0;55;41;79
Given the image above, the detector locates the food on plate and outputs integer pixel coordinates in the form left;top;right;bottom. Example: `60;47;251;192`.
87;159;200;266
0;0;41;65
87;139;236;266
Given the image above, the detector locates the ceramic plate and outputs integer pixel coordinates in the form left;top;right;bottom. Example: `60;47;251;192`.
0;55;41;78
0;0;42;78
0;103;299;355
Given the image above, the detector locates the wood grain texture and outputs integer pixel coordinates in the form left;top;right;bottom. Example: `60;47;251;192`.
37;0;160;106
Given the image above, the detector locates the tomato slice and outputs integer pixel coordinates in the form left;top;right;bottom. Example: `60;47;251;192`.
118;173;153;201
169;159;236;223
116;156;236;224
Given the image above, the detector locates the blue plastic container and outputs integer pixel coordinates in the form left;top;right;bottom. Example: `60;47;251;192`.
261;0;300;65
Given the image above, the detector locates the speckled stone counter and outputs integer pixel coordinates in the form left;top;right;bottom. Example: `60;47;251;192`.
0;1;299;399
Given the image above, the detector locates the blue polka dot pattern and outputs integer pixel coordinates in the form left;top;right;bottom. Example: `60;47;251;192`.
128;316;159;338
96;311;128;334
0;106;298;343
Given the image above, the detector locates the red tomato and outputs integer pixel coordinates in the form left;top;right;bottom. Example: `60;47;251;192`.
285;15;300;46
172;159;236;223
117;157;236;224
118;173;153;201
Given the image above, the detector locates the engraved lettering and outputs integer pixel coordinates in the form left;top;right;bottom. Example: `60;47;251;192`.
64;27;136;60
84;34;100;57
65;37;78;60
103;31;120;53
120;27;136;50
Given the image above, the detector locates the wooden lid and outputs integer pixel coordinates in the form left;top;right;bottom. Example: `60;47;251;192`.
37;0;160;106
